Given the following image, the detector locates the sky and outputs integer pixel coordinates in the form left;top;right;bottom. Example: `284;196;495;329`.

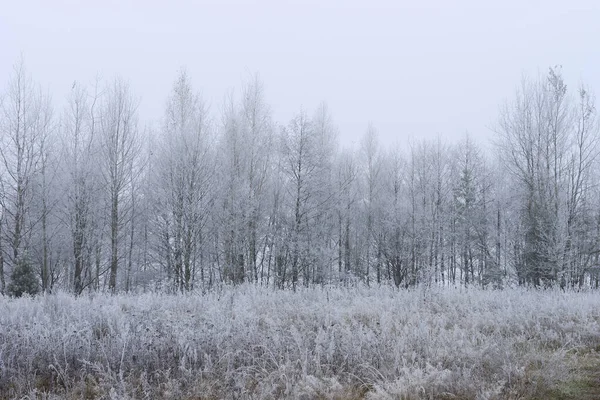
1;0;600;149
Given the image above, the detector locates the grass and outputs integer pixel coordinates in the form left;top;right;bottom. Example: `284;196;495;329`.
536;352;600;400
1;284;600;399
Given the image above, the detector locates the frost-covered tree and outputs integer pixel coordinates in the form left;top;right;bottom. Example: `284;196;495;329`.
381;144;410;287
6;255;39;297
280;106;337;288
451;135;499;287
308;103;338;284
216;75;274;285
0;61;52;293
218;91;247;284
59;82;103;294
359;123;384;284
98;78;141;293
153;70;213;291
334;149;358;283
240;75;274;283
30;109;61;293
496;68;600;287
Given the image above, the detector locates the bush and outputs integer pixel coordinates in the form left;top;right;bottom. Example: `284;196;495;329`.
7;258;39;297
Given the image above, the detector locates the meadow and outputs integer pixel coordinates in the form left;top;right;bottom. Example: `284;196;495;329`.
1;285;600;399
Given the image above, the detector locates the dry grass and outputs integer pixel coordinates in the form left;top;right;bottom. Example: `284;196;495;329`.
1;285;600;399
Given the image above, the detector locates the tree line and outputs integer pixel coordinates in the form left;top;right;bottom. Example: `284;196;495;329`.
1;63;599;295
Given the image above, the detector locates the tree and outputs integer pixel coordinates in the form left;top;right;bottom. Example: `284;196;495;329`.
359;123;383;284
98;78;140;293
0;182;4;294
496;67;599;287
216;75;274;285
380;144;409;287
0;61;52;292
218;91;246;284
31;110;61;293
239;74;274;284
281;110;313;288
451;135;498;286
308;103;338;284
563;86;599;286
61;81;102;294
7;256;39;297
279;104;338;288
153;70;213;291
335;149;358;283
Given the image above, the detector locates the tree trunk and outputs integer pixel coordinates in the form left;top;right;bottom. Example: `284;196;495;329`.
0;217;5;294
109;191;118;292
41;192;49;292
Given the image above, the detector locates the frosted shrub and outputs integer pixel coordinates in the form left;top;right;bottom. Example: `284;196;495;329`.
1;285;599;399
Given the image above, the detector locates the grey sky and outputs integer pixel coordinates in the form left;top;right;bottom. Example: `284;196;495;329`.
1;0;599;148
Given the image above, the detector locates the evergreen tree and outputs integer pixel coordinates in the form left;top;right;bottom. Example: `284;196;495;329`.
7;258;40;297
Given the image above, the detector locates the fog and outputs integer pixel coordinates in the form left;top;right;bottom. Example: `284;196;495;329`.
1;0;599;146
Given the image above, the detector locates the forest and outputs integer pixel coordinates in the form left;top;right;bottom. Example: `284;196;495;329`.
3;62;600;399
1;62;599;296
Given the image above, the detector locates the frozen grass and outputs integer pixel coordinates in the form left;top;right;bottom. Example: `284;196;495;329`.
1;285;600;399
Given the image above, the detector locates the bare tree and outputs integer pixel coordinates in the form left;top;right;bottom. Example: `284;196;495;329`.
281;109;313;288
496;67;599;287
98;78;140;293
153;70;213;291
380;144;409;287
280;104;337;288
60;81;103;293
240;74;274;284
217;75;274;285
451;135;499;287
335;149;358;284
359;123;383;284
0;61;52;292
564;86;599;286
218;90;246;284
310;103;338;284
31;108;62;292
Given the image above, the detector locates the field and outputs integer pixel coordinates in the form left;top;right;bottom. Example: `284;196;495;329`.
1;285;600;399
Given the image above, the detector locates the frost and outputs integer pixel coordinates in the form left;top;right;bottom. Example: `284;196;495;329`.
1;285;599;398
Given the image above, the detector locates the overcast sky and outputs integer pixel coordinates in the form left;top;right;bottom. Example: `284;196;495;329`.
1;0;599;148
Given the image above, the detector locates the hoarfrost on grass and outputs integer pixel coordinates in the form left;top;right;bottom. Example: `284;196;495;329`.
1;285;600;399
